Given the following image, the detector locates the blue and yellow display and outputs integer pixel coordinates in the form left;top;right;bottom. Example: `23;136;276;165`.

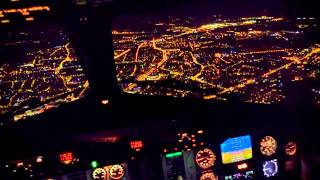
220;135;253;164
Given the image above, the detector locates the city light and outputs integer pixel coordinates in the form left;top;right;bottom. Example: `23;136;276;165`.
0;28;89;122
0;6;50;20
165;152;182;158
113;15;320;104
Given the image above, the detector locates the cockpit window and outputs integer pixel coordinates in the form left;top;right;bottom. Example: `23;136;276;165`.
0;12;89;122
112;0;320;105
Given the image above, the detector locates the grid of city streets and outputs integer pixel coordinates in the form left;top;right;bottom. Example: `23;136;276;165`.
113;16;320;104
0;25;89;122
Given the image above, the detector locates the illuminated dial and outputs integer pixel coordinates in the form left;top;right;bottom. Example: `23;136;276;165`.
196;148;216;169
109;165;125;179
263;159;279;177
285;142;297;156
200;172;217;180
92;168;107;180
260;136;277;156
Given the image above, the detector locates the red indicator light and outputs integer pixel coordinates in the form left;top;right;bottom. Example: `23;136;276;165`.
130;140;144;150
60;152;73;164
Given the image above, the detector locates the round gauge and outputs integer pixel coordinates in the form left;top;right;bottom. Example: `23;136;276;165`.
195;148;216;169
200;172;217;180
260;136;277;156
92;168;107;180
285;142;297;156
109;164;125;179
263;159;279;177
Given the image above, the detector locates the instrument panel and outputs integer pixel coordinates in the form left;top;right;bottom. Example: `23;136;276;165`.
162;130;300;180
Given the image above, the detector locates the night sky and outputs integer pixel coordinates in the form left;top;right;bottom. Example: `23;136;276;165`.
112;0;319;18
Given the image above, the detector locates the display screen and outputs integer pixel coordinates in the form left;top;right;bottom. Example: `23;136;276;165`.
0;5;89;122
220;135;253;164
112;0;320;104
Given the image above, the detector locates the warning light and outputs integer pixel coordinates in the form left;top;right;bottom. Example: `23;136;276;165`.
237;163;248;170
59;152;73;165
198;130;204;134
130;140;144;151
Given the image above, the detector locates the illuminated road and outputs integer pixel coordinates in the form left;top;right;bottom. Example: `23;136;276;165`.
124;39;178;91
114;49;131;60
130;42;148;76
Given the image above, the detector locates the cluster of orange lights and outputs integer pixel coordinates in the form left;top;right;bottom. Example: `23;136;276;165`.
177;130;205;150
163;130;205;153
0;6;50;23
